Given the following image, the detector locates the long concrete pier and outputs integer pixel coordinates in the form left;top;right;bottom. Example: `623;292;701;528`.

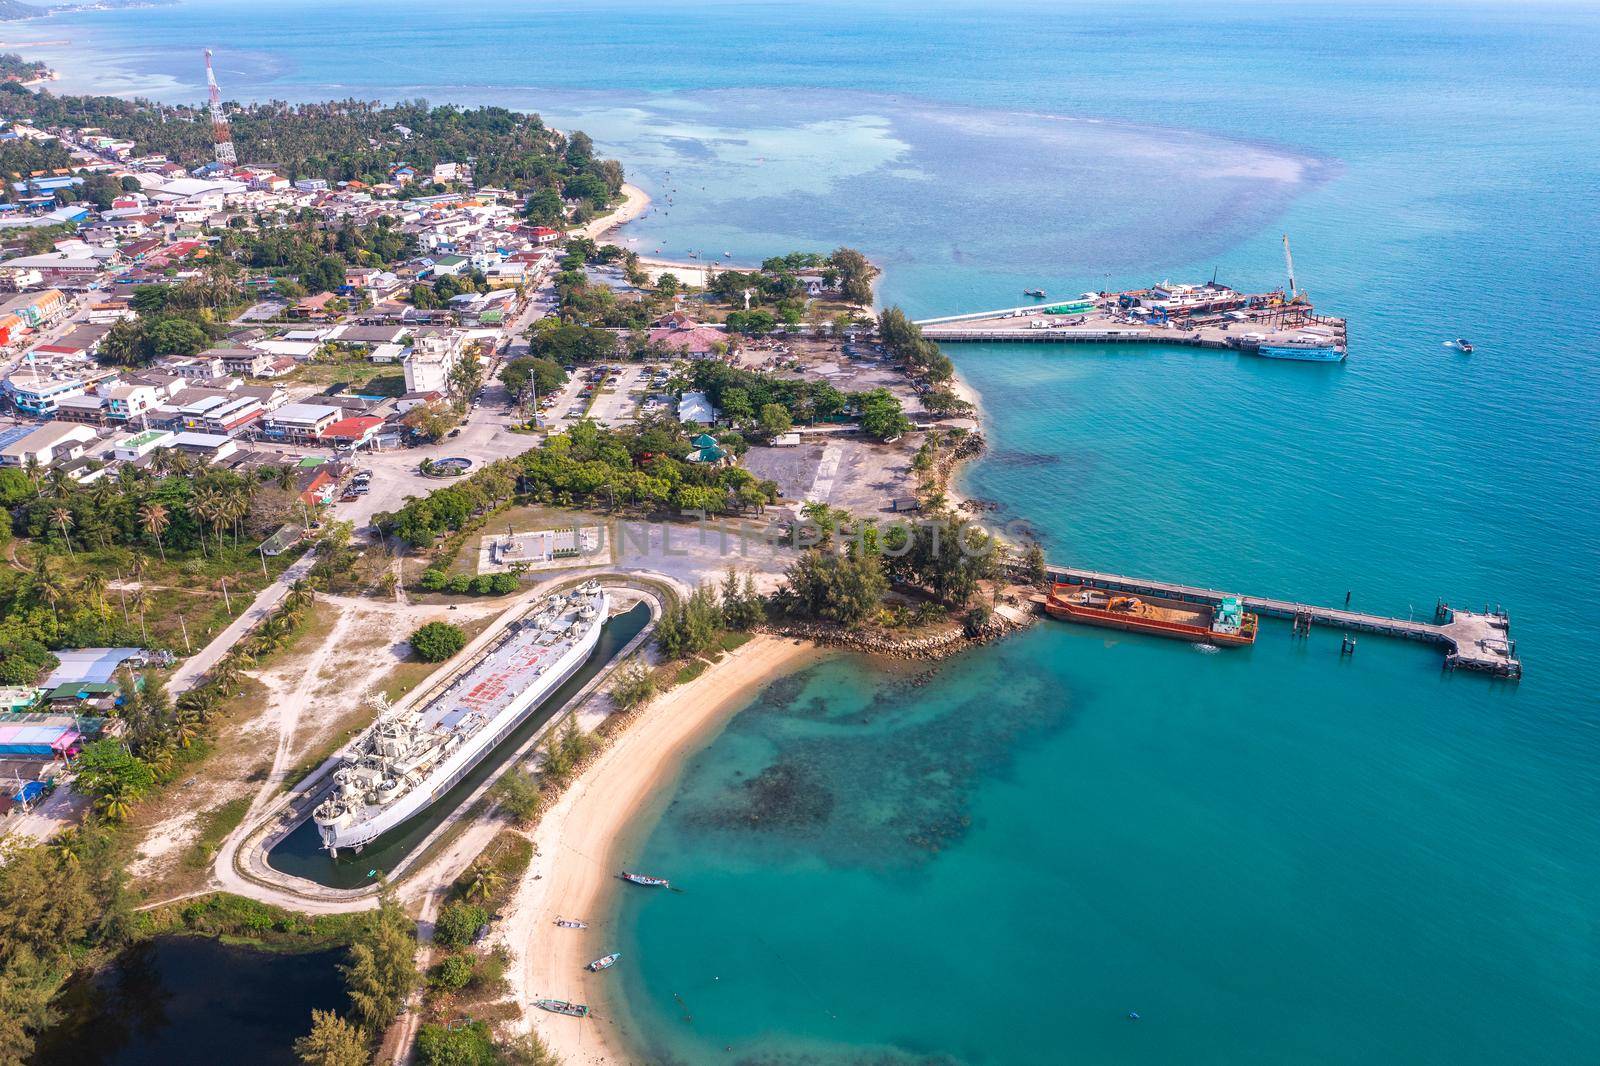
914;290;1348;354
1044;564;1521;678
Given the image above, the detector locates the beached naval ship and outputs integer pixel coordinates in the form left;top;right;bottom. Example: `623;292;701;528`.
313;581;609;854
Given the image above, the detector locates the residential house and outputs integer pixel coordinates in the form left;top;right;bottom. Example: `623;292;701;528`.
178;393;264;436
100;383;161;422
321;415;384;450
0;422;97;467
2;369;87;416
403;330;463;393
206;347;277;378
649;323;731;360
51;393;106;425
0;289;71;329
289;292;339;320
427;254;469;277
159;431;237;464
677;391;717;425
158;354;227;382
111;428;174;461
261;402;342;443
30;323;109;360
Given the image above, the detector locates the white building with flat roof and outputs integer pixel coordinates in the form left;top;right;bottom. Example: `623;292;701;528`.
112;428;174;461
403;331;463;394
262;402;341;443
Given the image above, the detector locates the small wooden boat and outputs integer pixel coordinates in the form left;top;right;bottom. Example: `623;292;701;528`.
535;999;590;1017
553;917;587;929
1024;288;1047;298
620;871;670;888
587;953;621;972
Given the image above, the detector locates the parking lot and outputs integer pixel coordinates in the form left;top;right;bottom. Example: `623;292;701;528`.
537;361;677;432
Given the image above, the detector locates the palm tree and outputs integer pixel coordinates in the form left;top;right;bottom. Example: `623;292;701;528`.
115;463;143;494
50;507;75;559
30;556;69;626
224;486;251;548
150;448;177;478
212;658;242;696
95;779;136;823
130;587;151;644
48;827;82;867
45;468;71;501
142;741;175;777
172;708;200;749
83;570;108;619
465;863;502;903
139;502;170;563
89;479;120;548
21;455;43;491
284;579;316;614
190;489;218;557
90;477;119;512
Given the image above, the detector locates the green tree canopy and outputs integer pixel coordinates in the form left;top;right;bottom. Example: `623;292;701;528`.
409;621;467;662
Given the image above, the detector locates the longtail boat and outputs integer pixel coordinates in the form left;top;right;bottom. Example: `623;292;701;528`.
620;871;670;888
587;953;622;972
535;999;590;1017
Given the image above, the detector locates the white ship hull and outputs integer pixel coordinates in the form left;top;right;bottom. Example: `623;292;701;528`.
315;590;608;853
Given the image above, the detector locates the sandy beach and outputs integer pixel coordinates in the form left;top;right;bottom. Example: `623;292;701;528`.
504;635;823;1064
574;181;735;286
577;181;651;241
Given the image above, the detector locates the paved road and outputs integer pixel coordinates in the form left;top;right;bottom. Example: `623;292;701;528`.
166;547;319;696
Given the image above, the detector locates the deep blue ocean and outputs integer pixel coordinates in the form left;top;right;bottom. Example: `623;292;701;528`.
24;2;1600;1061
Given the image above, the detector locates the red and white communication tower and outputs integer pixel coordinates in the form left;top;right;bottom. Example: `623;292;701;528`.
204;49;236;166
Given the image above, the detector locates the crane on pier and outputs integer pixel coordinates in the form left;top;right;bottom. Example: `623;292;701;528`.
1281;233;1306;304
204;49;236;167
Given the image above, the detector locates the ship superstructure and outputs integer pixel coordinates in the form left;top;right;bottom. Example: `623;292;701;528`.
313;581;609;854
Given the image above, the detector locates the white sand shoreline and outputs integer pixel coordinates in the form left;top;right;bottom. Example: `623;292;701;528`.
503;635;825;1064
576;181;651;242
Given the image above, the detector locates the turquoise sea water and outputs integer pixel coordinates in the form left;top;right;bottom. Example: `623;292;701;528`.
24;2;1600;1061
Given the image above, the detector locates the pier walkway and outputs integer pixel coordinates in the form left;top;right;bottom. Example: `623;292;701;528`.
1044;565;1521;678
913;297;1347;353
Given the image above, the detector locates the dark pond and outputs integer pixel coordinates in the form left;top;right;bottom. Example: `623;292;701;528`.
33;936;346;1066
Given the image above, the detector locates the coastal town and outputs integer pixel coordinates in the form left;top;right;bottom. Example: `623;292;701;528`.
0;25;1540;1066
0;70;1027;1066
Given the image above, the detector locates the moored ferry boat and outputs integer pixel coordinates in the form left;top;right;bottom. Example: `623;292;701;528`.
312;582;609;855
1045;583;1258;646
1256;342;1346;362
